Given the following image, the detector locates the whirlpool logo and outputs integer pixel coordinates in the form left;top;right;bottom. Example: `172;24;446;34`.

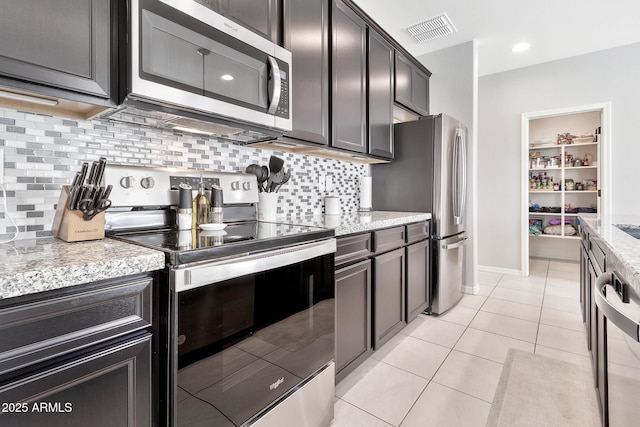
269;377;285;391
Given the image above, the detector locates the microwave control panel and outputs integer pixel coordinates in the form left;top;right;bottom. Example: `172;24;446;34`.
276;67;289;119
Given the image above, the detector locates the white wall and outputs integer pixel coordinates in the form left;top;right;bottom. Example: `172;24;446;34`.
419;40;478;291
479;42;640;272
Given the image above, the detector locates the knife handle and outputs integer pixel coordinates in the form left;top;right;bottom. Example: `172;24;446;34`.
71;172;81;187
102;184;113;200
78;162;89;185
86;161;99;186
67;186;77;210
95;157;107;186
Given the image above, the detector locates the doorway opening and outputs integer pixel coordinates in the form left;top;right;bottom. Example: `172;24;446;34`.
521;103;611;276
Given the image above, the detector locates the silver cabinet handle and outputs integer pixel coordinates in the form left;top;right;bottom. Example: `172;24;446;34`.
267;56;281;114
594;272;640;342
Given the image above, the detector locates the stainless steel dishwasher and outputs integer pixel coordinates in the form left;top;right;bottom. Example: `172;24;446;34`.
594;271;640;427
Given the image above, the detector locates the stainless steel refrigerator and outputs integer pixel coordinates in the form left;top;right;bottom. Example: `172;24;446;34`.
372;113;467;314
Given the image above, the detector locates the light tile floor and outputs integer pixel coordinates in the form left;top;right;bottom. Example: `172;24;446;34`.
331;258;587;427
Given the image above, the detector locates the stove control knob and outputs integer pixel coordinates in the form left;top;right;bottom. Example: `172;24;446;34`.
231;181;241;191
140;176;155;189
120;175;135;189
242;181;251;191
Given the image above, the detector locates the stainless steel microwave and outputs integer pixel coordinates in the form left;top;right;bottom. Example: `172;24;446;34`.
113;0;292;139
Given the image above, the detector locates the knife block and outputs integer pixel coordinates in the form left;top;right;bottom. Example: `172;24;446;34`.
52;185;105;242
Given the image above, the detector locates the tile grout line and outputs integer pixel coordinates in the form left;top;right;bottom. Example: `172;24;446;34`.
334;397;395;427
533;257;551;353
396;293;493;427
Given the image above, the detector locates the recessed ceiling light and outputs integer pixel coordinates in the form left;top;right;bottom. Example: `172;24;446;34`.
512;43;530;53
221;74;234;81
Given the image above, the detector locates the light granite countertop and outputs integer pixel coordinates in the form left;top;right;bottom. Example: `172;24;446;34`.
0;211;429;301
282;211;431;236
579;214;640;293
0;238;166;300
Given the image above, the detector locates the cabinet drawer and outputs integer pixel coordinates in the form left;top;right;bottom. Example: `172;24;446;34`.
335;233;371;267
0;333;152;427
0;274;153;376
406;221;430;244
589;236;606;273
373;226;405;253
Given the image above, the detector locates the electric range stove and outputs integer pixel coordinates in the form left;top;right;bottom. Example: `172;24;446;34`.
102;164;336;427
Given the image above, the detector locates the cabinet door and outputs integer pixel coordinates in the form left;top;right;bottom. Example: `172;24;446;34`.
218;0;280;44
0;0;111;98
367;29;394;159
394;52;413;109
406;239;430;322
332;0;367;153
283;0;330;145
373;247;406;349
335;260;372;381
0;334;152;427
394;51;429;116
588;259;600;381
412;67;429;115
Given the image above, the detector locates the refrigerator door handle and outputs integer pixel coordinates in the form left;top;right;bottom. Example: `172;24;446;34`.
442;236;468;250
452;127;467;225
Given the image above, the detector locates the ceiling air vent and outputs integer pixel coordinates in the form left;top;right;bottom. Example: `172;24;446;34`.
407;13;457;43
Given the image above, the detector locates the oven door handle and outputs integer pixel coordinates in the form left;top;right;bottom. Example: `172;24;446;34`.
172;239;336;292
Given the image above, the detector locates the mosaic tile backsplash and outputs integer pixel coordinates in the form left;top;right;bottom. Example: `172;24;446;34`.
0;107;367;241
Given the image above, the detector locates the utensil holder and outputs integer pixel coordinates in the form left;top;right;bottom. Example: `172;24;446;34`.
324;195;340;215
258;192;278;221
52;185;105;242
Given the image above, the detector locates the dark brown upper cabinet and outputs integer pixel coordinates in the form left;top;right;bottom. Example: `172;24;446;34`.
0;0;113;101
331;0;367;154
282;0;330;145
367;28;394;159
395;51;429;116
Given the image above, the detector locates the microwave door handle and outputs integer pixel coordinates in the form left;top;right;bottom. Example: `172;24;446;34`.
267;56;281;114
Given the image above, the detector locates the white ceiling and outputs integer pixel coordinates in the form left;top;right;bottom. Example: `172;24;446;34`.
353;0;640;76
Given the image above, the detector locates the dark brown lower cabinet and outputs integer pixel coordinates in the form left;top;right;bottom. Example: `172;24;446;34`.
0;273;157;427
589;259;599;378
406;239;430;322
580;228;607;425
335;259;372;382
373;247;405;349
0;334;152;427
580;243;588;324
335;221;429;381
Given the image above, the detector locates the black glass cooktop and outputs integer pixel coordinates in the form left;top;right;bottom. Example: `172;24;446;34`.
110;221;334;266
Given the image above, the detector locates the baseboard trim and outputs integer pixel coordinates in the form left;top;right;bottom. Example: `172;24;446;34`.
463;283;480;295
478;265;523;277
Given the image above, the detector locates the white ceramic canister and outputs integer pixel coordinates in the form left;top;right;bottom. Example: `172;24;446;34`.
324;195;340;215
258;192;278;221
